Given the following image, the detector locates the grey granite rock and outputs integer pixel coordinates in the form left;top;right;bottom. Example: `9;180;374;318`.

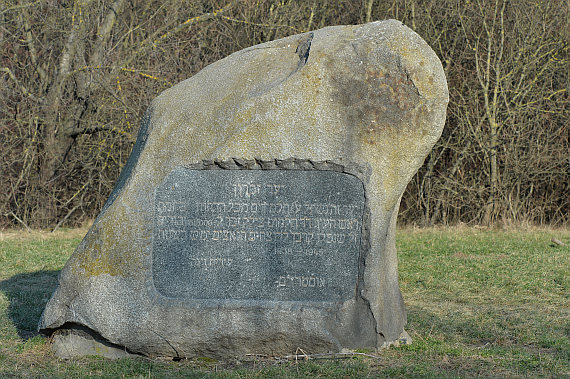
51;325;136;359
39;19;448;359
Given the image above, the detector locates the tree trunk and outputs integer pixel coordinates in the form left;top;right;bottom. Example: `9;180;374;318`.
37;0;125;224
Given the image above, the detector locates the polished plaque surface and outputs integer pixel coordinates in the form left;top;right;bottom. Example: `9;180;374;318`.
152;168;365;302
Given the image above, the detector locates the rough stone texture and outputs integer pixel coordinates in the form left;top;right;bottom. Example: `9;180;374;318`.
51;325;136;359
39;19;448;359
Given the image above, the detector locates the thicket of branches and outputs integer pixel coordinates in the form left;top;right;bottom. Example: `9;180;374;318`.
1;0;567;229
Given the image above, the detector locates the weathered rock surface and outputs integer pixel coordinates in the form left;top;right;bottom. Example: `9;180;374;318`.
39;19;448;359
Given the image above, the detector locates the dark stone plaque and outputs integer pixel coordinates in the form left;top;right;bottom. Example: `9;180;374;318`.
152;167;365;302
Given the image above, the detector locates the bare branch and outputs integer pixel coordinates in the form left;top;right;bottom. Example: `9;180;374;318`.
0;0;41;16
89;0;127;68
123;1;237;68
1;67;41;102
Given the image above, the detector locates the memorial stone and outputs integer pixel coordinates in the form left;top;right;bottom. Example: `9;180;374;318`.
39;19;448;359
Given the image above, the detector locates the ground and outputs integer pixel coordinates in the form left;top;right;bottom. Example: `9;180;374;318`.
0;226;568;378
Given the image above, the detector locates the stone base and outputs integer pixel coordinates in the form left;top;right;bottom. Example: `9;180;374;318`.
380;330;413;349
50;324;413;360
51;325;136;359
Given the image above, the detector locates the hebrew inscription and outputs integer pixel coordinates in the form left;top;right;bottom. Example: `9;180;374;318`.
152;168;365;302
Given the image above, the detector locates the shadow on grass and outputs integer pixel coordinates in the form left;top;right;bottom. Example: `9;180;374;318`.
0;270;60;340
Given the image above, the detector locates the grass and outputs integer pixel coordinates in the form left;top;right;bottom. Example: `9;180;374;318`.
0;226;568;378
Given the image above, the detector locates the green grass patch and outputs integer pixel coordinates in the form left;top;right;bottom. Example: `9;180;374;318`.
0;227;568;378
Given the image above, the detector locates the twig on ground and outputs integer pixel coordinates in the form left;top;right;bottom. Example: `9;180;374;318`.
280;351;382;361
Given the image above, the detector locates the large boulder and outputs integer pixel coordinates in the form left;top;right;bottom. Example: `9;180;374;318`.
39;19;448;359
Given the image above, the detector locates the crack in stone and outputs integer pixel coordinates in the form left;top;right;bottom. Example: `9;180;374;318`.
151;329;182;359
295;32;313;70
